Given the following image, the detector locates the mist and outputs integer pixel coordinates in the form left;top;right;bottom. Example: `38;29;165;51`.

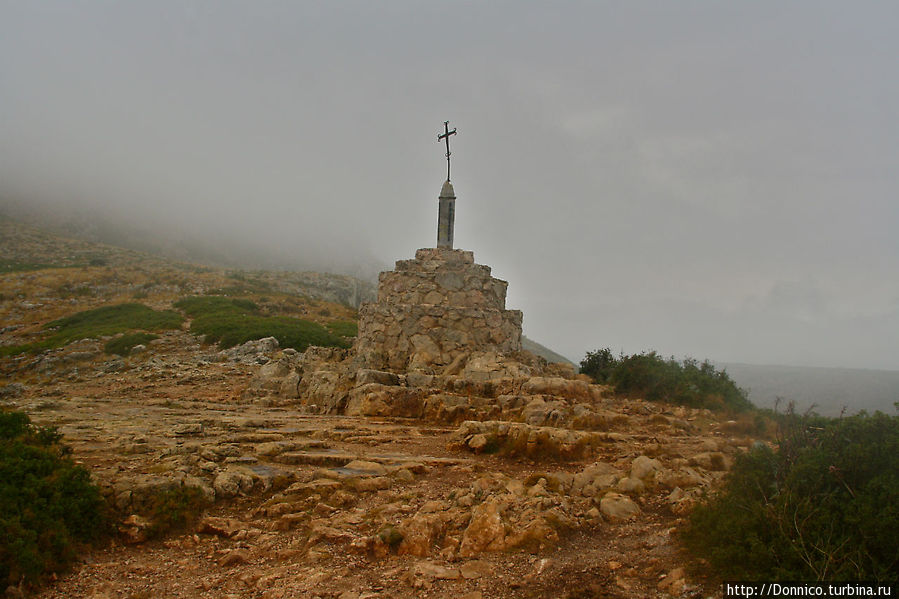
2;1;897;370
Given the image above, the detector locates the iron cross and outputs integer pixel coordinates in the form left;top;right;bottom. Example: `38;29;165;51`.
437;120;457;181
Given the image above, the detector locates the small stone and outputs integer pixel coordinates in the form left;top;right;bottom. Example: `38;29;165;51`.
658;567;686;592
459;560;493;579
119;514;152;544
199;517;243;538
468;434;488;452
393;468;415;482
599;492;641;521
173;423;203;436
412;561;461;580
219;549;250;567
343;460;388;476
459;499;506;557
630;455;662;481
616;477;646;495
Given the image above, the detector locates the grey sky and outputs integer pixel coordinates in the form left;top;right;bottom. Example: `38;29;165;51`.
2;1;897;369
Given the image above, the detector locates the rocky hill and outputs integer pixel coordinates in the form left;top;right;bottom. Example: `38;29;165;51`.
0;219;765;598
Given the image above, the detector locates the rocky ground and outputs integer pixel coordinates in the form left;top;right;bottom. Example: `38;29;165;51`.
0;221;765;598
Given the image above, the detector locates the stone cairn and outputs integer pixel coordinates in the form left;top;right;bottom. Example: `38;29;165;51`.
355;247;523;372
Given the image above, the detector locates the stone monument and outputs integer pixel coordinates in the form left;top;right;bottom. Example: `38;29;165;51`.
355;122;523;372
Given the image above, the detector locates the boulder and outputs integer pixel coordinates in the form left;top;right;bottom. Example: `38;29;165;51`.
459;499;507;557
398;512;446;557
599;493;641;521
213;469;255;499
630;456;662;482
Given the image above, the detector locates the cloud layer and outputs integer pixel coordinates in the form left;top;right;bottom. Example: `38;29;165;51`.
2;1;897;369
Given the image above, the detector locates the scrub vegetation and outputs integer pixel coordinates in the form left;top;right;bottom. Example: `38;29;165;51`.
580;348;753;412
683;408;899;581
175;295;350;351
0;303;184;357
103;332;159;356
0;410;108;587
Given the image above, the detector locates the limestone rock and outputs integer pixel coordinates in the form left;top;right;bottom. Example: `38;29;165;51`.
571;462;621;497
630;455;662;482
355;368;400;386
460;560;494;579
616;477;646;495
599;493;641;521
343;460;388;477
459;499;507;557
213;469;255;499
398;512;446;557
119;514;152;544
690;452;730;471
468;433;489;452
504;515;559;552
412;561;461;580
199;516;244;538
657;467;705;490
219;549;250;567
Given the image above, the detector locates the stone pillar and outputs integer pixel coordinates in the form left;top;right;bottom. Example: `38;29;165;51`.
437;180;456;249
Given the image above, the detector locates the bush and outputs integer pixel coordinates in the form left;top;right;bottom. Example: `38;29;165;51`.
579;349;752;412
145;486;210;537
683;409;899;581
326;320;358;338
579;348;617;383
0;303;183;357
103;332;159;356
175;296;349;351
0;261;57;273
0;410;108;586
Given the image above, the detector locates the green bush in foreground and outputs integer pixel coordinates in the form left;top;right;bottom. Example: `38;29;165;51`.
0;410;108;586
0;303;183;357
103;332;159;356
175;296;350;351
580;349;752;412
683;410;899;581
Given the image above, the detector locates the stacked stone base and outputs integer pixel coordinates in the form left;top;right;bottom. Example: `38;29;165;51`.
356;248;522;372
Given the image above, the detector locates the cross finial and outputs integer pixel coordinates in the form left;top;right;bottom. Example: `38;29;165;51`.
437;120;457;181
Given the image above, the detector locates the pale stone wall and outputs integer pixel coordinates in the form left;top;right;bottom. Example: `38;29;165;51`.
356;247;522;371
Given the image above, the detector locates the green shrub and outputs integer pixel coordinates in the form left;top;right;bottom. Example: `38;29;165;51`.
145;486;210;537
326;320;358;338
683;409;899;581
103;332;159;356
0;261;57;273
175;296;349;351
0;303;183;357
377;525;404;550
579;348;617;383
0;410;108;586
579;349;752;412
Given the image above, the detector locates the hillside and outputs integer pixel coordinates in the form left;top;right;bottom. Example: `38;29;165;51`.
1;219;766;598
0;215;375;308
521;336;576;367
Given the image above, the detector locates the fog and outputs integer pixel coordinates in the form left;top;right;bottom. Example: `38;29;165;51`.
2;2;897;370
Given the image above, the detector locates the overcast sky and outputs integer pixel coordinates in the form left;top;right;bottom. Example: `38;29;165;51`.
2;1;897;370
